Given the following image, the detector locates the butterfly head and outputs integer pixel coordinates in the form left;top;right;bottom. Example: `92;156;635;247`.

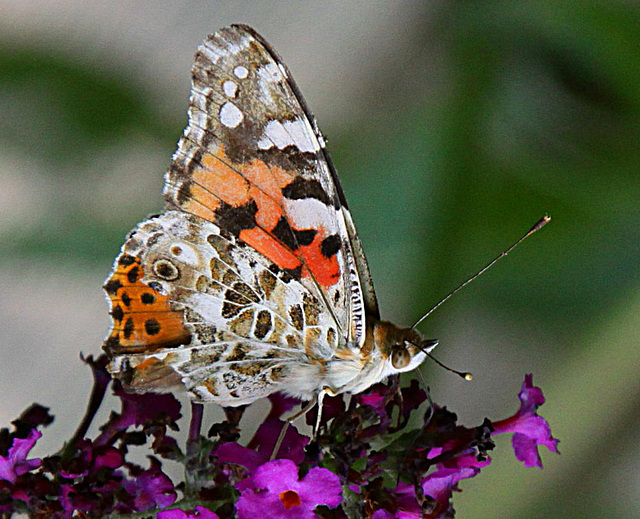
371;321;438;376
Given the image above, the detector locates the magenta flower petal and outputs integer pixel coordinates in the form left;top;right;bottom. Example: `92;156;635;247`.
123;458;176;511
158;506;219;518
388;466;480;519
215;442;263;474
492;375;559;468
266;393;301;421
216;420;308;475
114;389;182;429
236;459;341;518
0;429;42;483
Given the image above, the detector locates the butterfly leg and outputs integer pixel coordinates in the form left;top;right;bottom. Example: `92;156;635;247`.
313;386;338;437
270;398;318;460
270;387;339;460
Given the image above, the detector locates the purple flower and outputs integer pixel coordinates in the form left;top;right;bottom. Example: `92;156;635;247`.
59;439;123;479
492;374;560;468
235;459;342;518
157;505;219;518
112;388;181;430
123;457;176;511
0;429;42;483
381;459;485;518
216;420;308;473
266;393;302;421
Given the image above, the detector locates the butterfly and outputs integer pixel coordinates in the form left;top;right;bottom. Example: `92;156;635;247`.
103;24;437;408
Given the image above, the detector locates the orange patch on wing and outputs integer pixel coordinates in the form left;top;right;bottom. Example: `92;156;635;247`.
193;153;250;207
251;188;283;229
239;227;301;271
104;256;190;355
125;357;183;391
299;233;341;288
184;182;220;222
176;149;341;289
177;150;296;230
244;159;293;199
245;160;293;228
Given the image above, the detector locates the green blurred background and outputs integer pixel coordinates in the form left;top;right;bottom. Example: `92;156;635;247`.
1;1;639;517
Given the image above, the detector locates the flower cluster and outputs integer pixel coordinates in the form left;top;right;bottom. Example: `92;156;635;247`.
0;355;558;518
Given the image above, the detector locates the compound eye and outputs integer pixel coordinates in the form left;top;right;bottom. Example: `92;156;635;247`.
391;345;411;369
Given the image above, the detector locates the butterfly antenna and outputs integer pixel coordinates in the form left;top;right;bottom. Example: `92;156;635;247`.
426;351;473;381
411;215;551;331
415;339;472;380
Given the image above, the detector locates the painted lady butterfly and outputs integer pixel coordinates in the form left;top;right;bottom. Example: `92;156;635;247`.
103;25;437;407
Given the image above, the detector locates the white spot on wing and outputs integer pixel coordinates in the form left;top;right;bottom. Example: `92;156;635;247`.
233;65;249;79
277;62;289;79
259;62;280;83
258;118;319;153
284;198;336;230
223;80;238;98
219;102;243;128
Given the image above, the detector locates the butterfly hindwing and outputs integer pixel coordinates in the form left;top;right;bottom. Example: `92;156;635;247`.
105;211;340;403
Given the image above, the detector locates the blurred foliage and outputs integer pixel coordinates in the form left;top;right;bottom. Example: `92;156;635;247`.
0;47;178;261
1;1;639;518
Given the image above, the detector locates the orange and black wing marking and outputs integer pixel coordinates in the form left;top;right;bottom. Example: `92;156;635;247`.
103;253;190;355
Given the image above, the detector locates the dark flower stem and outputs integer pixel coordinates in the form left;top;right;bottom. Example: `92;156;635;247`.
188;402;204;444
184;402;205;499
67;355;110;451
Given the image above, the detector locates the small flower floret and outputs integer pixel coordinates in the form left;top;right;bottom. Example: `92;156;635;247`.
235;459;342;519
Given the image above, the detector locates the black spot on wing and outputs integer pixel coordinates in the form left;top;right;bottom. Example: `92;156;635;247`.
256;147;317;172
141;293;155;305
104;279;122;295
271;216;317;250
176;181;192;205
282;177;331;206
126;266;140;284
104;335;120;352
214;200;258;237
118;254;136;267
282;265;302;283
110;305;124;322
294;228;317;247
145;319;161;336
123;318;134;340
320;234;341;258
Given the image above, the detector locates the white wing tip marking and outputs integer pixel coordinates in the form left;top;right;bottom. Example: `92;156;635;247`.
257;118;320;153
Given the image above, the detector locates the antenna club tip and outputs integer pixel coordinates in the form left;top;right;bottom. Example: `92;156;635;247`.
530;215;551;233
463;373;473;381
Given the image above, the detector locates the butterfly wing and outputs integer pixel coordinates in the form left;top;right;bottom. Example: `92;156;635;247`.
104;25;378;403
165;25;378;343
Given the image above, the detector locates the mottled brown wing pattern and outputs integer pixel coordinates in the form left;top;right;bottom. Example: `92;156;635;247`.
105;211;340;403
